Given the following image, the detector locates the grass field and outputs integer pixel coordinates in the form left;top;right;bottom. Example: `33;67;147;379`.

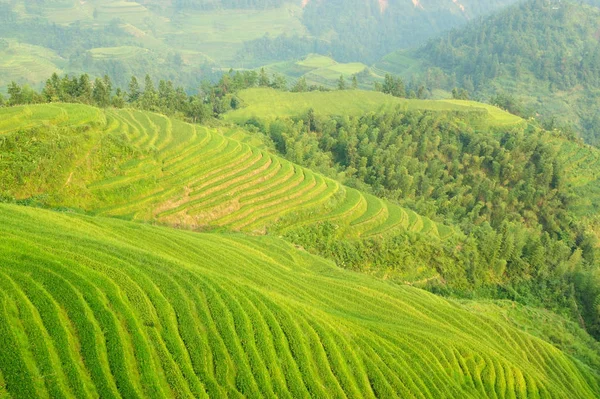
0;103;449;241
225;88;525;129
0;203;598;398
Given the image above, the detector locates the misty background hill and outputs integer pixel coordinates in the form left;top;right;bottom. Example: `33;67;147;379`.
0;0;518;88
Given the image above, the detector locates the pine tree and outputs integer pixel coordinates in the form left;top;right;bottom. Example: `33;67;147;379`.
42;79;58;102
142;75;157;110
7;81;23;105
111;88;124;108
128;76;141;103
352;75;358;89
92;78;110;107
337;75;346;90
271;74;287;90
292;76;308;92
103;75;113;99
78;74;93;104
258;68;270;87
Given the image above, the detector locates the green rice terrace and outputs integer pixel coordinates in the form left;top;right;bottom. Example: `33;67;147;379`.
2;100;600;398
0;203;599;398
0;103;451;240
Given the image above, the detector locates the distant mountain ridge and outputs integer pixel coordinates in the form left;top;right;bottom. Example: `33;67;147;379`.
0;0;520;89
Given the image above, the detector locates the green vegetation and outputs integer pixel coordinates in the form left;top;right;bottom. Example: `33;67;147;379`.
3;0;600;396
0;0;520;90
380;0;600;145
89;46;149;60
0;40;64;87
223;88;600;341
226;88;523;128
0;203;598;398
0;102;447;243
261;54;375;90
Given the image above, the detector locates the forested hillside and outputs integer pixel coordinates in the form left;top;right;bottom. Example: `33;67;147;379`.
378;0;600;145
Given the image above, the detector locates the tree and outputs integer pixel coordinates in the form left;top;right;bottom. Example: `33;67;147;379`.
112;88;126;108
258;68;270;87
128;76;141;103
141;74;158;110
92;78;110;107
42;73;62;102
187;97;211;123
7;81;23;105
292;76;308;92
352;75;358;89
0;93;5;107
451;87;469;100
381;74;405;97
42;79;59;102
337;75;346;90
103;75;112;98
78;74;93;104
271;74;287;90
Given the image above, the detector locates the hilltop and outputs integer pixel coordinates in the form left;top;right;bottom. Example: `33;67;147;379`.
0;203;599;398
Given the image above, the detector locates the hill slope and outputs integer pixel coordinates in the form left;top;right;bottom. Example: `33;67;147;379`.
0;102;450;240
0;203;599;398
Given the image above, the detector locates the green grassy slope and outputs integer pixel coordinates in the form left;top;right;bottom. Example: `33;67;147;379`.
225;88;524;128
0;103;447;240
0;203;598;398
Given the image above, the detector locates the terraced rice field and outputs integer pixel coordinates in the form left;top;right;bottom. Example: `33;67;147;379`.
96;1;150;25
0;104;449;241
163;4;306;63
0;103;104;133
0;41;64;87
0;203;598;398
89;46;149;60
225;88;524;129
262;55;374;89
